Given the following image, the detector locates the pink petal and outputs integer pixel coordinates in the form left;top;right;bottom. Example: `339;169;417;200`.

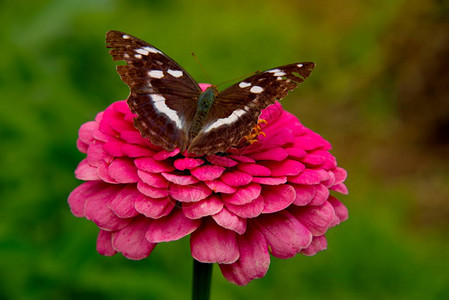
212;208;247;234
78;121;99;145
108;158;139;183
84;185;133;231
99;112;119;136
288;169;323;185
108;115;135;132
137;181;169;198
251;176;287;185
68;181;108;217
134;196;175;219
259;101;283;121
219;227;270;286
291;201;336;236
301;150;328;166
121;144;156;157
314;169;330;182
173;157;204;170
161;172;199;185
285;147;306;159
153;149;180;160
190;219;239;263
182;195;224;219
96;230;117;256
94;111;104;123
96;161;117;184
229;155;256;163
119;130;148;145
333;167;347;184
87;142;110;167
78;121;98;145
262;185;296;214
145;209;201;242
254;210;312;259
103;141;125;156
134;157;175;173
322;170;336;187
300;235;327;256
75;159;100;181
262;159;305;176
259;128;294;148
93;128;117;143
204;180;236;194
220;170;253;186
191;165;225;181
206;155;238;167
137;170;169;188
331;183;349;194
108;185;140;218
328;196;349;223
222;183;262;205
322;152;337;169
292;132;324;150
308;184;329;206
225;195;264;218
248;147;288;161
199;83;211;91
111;100;129;114
292;184;316;206
77;138;88;153
237;163;271;176
111;217;156;260
169;183;212;202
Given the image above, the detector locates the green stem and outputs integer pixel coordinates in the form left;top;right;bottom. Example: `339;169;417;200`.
192;259;213;300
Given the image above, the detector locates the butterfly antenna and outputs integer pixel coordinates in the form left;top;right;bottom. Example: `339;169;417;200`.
192;52;213;84
216;70;259;88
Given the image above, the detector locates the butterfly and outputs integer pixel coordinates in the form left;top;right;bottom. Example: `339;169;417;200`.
106;30;315;155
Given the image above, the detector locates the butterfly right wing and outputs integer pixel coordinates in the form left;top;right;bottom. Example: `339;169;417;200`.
106;30;202;152
187;62;315;155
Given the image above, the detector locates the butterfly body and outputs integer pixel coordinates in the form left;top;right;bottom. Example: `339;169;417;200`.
106;30;315;155
191;86;218;138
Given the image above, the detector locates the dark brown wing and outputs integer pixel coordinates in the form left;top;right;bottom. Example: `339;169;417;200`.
106;30;202;151
187;62;315;155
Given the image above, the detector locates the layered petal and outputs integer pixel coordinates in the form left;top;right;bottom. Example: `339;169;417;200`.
191;219;239;264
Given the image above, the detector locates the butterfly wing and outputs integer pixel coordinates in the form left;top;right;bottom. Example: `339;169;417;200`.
106;30;202;152
187;62;315;155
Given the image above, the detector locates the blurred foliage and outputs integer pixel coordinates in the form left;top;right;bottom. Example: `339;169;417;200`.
1;0;448;299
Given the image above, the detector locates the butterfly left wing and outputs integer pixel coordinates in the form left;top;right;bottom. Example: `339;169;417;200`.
187;62;315;155
106;30;202;152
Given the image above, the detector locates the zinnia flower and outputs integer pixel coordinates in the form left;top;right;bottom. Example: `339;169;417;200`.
68;84;348;285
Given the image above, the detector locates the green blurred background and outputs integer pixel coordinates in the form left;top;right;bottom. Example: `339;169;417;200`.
1;0;448;299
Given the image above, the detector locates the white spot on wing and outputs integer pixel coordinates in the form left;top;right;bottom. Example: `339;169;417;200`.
250;86;264;93
203;109;247;133
134;54;142;59
274;71;286;76
147;47;162;54
124;53;130;58
267;68;281;73
135;47;152;55
297;64;303;67
239;82;251;88
123;34;130;39
148;70;164;78
151;95;183;129
168;69;183;78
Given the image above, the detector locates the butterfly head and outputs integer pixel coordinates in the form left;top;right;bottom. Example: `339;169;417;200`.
198;85;219;111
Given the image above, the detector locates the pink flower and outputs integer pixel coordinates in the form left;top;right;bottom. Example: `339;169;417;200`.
69;84;348;285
